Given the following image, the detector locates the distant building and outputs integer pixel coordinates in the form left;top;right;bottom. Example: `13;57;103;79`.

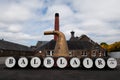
0;39;33;57
35;31;106;58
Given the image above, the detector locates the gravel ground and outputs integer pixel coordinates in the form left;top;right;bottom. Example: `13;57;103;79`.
0;57;120;80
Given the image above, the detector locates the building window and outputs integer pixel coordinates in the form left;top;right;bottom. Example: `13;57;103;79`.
99;52;102;57
102;51;106;56
46;51;53;56
92;50;96;57
81;51;84;56
69;51;72;57
84;51;87;56
81;51;87;57
52;51;54;54
98;50;100;53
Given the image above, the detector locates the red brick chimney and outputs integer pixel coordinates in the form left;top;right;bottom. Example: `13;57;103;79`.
54;13;59;41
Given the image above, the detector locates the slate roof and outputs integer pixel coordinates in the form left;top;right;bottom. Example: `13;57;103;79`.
36;40;55;50
36;41;48;48
0;40;32;51
36;40;103;51
68;41;95;50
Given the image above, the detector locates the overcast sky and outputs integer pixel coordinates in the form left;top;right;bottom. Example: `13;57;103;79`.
0;0;120;46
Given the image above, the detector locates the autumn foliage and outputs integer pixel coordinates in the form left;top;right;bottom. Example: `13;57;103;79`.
100;41;120;52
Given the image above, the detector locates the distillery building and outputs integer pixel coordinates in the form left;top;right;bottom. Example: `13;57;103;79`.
35;13;106;58
35;31;105;58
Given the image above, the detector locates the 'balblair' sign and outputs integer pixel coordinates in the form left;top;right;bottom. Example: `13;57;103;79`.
5;57;117;69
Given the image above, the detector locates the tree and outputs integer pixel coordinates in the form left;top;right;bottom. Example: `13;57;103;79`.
108;41;120;52
100;42;108;50
100;41;120;52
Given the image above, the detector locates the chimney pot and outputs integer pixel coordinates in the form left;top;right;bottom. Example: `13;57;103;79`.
71;31;75;37
55;13;59;17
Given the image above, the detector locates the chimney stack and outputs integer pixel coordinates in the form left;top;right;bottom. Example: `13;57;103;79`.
54;13;59;41
71;31;75;38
